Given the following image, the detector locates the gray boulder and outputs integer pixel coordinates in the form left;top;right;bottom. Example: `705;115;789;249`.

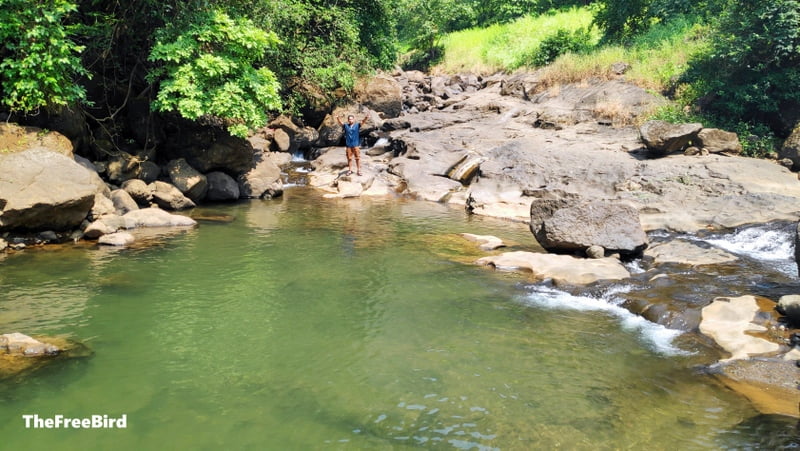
150;181;196;210
122;208;197;228
696;128;742;154
237;152;283;198
355;74;403;118
0;148;106;231
89;193;116;220
779;124;800;170
182;133;255;174
167;158;208;202
206;172;240;201
139;161;161;184
110;189;139;215
106;151;141;184
530;197;648;255
121;179;153;206
640;120;703;156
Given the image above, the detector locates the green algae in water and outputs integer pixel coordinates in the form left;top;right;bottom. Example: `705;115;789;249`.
0;189;791;449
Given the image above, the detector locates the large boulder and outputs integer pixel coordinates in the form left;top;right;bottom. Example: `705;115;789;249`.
149;181;196;210
237;152;283;198
355;74;403;118
639;120;703;156
0;148;106;231
167;158;208;202
530;196;648;255
696;128;742;154
122;179;154;206
106;151;142;184
110;189;139;215
779;124;800;170
206;171;240;201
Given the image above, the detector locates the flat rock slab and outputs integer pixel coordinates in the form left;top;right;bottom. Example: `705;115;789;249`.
645;240;738;266
699;296;780;360
476;251;630;285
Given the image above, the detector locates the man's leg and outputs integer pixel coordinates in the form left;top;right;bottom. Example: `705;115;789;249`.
353;147;361;175
346;147;354;174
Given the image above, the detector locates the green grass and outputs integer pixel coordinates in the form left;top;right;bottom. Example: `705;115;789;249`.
437;7;600;74
436;9;709;99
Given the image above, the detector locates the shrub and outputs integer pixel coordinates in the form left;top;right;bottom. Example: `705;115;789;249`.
147;10;281;138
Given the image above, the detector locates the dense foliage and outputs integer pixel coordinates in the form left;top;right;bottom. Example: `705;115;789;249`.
147;11;281;137
0;0;798;153
0;0;88;113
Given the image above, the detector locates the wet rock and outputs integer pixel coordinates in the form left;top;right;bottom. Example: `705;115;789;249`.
122;208;197;228
98;232;135;246
206;171;240;201
0;148;106;231
645;240;738;266
36;230;59;243
110;189;139;215
530;198;648;256
121;179;154;206
699;296;781;360
697;128;742;154
777;295;800;326
460;233;505;251
150;181;196;210
237;152;283;199
476;251;630;285
711;358;800;417
167;158;208;202
640;120;703;156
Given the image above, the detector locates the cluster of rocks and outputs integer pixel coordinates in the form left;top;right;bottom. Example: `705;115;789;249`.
638;120;743;156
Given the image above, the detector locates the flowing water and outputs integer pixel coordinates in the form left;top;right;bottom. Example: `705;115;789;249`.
1;188;798;449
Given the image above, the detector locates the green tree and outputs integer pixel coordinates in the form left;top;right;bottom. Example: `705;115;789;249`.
147;10;282;137
685;0;800;133
0;0;89;113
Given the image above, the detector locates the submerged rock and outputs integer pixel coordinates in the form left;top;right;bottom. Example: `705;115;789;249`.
122;208;197;228
0;333;60;357
710;358;800;418
460;233;505;251
476;251;630;285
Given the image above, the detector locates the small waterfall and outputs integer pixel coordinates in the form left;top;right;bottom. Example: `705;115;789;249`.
700;223;796;276
521;284;687;356
291;151;307;162
372;137;389;148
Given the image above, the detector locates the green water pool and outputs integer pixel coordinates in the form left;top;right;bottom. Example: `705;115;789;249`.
0;188;796;449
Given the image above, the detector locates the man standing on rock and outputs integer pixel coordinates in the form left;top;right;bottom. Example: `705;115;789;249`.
336;114;368;176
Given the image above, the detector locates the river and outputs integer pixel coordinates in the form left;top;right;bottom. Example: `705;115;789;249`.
0;187;798;449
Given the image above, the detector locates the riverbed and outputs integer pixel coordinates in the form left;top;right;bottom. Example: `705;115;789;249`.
0;188;797;449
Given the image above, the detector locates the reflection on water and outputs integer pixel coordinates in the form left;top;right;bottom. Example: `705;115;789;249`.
0;188;789;449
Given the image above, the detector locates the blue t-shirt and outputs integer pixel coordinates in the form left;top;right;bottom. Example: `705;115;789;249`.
343;123;361;147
